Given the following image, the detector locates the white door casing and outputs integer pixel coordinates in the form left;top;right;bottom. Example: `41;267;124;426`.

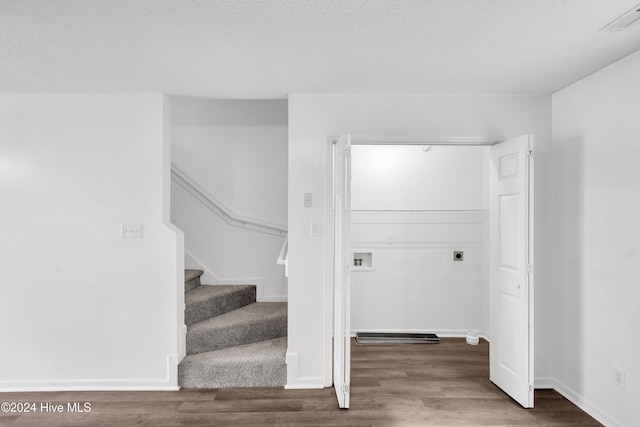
333;134;352;408
489;135;534;408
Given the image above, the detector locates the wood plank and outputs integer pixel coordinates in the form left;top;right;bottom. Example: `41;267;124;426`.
0;338;602;426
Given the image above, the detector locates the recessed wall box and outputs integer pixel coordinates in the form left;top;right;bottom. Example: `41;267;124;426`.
352;251;374;271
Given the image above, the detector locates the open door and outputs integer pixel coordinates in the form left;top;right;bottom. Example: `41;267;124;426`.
489;135;534;408
333;134;352;408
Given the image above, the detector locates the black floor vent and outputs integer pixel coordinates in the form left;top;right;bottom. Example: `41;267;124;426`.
355;332;440;345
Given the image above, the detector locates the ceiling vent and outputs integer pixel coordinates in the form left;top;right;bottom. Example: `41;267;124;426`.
601;3;640;31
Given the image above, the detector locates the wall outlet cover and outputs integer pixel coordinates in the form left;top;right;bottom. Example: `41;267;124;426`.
121;223;143;238
311;222;323;237
612;365;626;389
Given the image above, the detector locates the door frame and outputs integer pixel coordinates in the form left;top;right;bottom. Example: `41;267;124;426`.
323;133;520;388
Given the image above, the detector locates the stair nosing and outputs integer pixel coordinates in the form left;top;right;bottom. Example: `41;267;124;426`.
184;269;204;282
181;337;287;364
185;284;255;299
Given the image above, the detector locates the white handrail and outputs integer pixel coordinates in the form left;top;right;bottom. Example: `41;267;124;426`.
276;236;288;277
171;164;287;237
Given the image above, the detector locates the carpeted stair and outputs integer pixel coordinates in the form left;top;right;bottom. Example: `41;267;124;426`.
178;269;287;388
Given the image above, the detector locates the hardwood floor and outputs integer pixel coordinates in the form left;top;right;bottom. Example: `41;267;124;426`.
0;338;601;426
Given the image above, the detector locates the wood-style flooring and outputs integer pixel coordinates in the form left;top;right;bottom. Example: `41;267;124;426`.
0;338;601;426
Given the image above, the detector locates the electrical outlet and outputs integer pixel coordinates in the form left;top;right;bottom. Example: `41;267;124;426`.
612;365;625;389
121;223;143;238
311;222;323;237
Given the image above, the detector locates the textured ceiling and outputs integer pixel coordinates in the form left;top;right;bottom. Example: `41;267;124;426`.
2;0;640;97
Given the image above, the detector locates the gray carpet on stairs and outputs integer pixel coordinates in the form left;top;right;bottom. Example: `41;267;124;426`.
185;284;256;326
186;302;287;356
179;268;287;389
178;337;287;388
184;269;203;293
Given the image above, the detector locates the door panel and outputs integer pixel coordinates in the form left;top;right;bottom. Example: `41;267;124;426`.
333;134;351;409
490;135;534;408
499;194;519;270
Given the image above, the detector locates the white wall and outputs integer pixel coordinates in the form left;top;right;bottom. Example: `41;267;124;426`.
288;94;552;388
351;211;487;335
0;94;183;390
350;145;489;335
170;98;288;300
171;98;288;227
551;50;640;427
352;145;488;210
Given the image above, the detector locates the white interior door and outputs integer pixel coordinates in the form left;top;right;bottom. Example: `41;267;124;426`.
489;135;534;408
333;134;352;409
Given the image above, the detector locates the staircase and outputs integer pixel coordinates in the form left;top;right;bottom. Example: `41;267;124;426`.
178;269;287;388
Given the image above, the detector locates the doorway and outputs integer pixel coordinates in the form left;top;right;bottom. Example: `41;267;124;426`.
328;135;534;409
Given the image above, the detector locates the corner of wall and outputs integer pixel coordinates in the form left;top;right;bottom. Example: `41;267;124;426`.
285;351;325;390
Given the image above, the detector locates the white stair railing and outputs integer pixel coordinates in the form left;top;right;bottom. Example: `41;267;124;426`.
276;236;289;277
171;164;287;237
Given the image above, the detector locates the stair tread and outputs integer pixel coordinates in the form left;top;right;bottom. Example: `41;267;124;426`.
182;336;287;364
189;302;286;330
184;269;204;283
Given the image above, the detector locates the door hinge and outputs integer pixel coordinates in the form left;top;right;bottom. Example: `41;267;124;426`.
526;148;534;158
526;264;532;275
343;384;350;393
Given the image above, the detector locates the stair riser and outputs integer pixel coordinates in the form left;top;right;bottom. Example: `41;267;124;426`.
186;317;287;356
185;276;201;293
185;287;256;326
178;361;286;388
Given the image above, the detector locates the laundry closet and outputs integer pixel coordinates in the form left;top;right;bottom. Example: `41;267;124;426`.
349;144;491;338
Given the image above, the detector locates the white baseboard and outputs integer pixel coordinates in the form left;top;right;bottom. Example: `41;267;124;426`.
0;379;178;392
552;378;624;427
533;376;556;389
479;331;490;342
285;350;298;386
284;382;325;390
285;351;324;389
0;355;179;392
178;325;187;362
259;295;288;302
166;354;178;389
0;384;179;392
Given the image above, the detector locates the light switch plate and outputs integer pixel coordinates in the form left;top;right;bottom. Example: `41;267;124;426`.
304;193;313;208
121;223;143;238
311;222;323;237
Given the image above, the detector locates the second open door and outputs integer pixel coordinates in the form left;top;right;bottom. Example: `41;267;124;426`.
333;134;352;408
489;135;534;408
